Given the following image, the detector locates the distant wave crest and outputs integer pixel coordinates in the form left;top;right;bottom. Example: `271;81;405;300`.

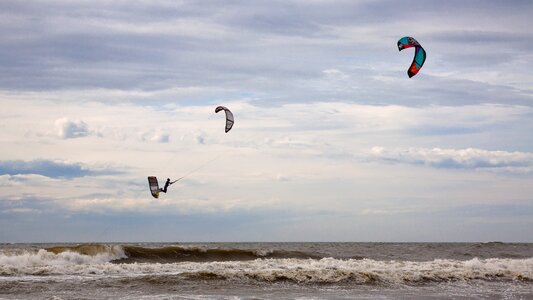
117;245;318;263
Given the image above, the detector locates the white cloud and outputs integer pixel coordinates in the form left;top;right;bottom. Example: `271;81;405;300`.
322;69;350;80
369;146;533;173
139;130;170;143
151;133;169;143
1;0;533;243
54;117;90;139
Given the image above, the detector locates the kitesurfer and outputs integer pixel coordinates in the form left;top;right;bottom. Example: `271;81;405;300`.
160;178;172;193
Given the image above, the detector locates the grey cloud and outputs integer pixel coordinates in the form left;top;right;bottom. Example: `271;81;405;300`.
414;77;533;107
370;147;533;173
429;31;533;48
422;31;533;73
0;0;531;108
0;195;55;217
443;203;533;219
0;160;120;179
408;126;479;136
210;0;532;34
1;201;531;242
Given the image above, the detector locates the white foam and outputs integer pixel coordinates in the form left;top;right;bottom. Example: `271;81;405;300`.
0;246;126;275
0;256;531;283
253;248;275;257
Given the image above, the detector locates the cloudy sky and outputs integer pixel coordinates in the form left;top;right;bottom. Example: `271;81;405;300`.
1;0;532;242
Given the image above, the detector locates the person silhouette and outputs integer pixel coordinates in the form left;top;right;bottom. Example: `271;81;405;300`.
160;178;171;193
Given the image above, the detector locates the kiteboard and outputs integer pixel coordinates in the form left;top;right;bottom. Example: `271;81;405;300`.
148;176;160;198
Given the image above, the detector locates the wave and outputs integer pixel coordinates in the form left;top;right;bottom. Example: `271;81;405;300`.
1;247;531;284
0;244;318;275
116;245;319;263
176;257;532;284
20;244;318;263
0;245;126;275
0;244;531;285
4;243;531;265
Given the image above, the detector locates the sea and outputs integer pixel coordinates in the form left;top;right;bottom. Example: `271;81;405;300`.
0;242;531;299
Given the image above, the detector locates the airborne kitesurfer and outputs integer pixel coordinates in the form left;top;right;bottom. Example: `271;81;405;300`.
159;178;172;193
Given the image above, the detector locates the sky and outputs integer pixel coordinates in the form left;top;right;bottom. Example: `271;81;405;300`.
0;0;532;242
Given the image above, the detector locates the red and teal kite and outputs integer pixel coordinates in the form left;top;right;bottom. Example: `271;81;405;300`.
397;36;426;78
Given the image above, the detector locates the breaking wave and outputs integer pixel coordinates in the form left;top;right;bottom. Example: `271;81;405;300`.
116;245;318;263
30;244;317;263
177;257;533;284
0;244;126;276
0;244;318;276
1;245;531;284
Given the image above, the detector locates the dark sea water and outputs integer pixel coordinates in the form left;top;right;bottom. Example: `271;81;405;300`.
0;242;532;299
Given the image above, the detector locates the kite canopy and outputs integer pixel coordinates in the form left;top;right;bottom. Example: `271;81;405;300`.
215;106;234;133
397;36;426;78
147;176;160;198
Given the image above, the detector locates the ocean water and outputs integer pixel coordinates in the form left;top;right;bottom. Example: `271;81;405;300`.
0;242;532;299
